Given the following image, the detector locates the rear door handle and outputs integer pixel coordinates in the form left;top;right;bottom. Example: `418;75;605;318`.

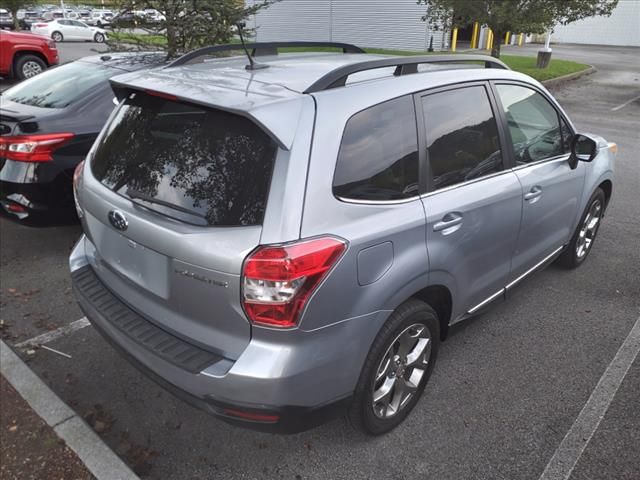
524;186;543;202
433;212;463;232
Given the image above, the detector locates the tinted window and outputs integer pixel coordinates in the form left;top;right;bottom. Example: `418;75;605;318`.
333;96;419;201
422;86;502;190
3;62;114;109
496;84;566;164
92;93;277;227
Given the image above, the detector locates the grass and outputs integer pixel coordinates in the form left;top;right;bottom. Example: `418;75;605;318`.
109;32;167;46
104;35;590;82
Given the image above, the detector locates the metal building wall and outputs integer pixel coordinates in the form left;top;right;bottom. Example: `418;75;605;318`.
551;0;640;47
247;0;447;52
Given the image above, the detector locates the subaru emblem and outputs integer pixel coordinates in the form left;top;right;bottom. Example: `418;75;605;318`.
108;210;128;231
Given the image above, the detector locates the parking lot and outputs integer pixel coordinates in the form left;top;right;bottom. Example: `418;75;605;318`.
1;43;639;479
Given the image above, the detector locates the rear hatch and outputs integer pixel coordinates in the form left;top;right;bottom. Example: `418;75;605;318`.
80;90;279;359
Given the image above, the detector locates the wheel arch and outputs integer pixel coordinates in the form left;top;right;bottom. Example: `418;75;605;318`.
598;179;613;211
411;285;452;341
12;50;49;71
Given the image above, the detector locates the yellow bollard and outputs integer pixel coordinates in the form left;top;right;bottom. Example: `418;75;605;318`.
518;33;524;46
486;29;493;50
505;32;511;45
471;22;479;49
451;27;458;52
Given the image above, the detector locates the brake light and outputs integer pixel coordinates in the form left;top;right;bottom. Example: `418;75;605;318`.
34;23;48;27
0;133;74;162
242;237;347;328
144;89;177;101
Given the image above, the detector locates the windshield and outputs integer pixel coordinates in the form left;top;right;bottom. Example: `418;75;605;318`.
2;62;115;109
91;92;277;227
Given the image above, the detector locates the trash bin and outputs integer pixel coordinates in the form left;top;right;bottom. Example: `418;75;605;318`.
536;48;552;69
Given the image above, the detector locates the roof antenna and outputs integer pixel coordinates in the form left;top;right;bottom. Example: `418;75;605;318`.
236;22;268;71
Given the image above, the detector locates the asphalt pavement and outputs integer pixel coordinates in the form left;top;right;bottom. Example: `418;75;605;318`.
0;43;639;479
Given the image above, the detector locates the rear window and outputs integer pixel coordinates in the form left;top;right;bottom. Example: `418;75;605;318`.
4;62;114;109
91;92;277;227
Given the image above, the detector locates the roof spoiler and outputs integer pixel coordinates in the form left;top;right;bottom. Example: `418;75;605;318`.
110;80;303;151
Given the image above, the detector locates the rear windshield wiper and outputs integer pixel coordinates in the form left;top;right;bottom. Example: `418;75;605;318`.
125;187;206;220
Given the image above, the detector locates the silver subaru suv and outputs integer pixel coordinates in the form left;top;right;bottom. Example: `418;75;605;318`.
70;42;615;435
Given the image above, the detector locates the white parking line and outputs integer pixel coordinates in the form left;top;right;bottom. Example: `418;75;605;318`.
15;317;91;349
610;94;640;111
538;316;640;480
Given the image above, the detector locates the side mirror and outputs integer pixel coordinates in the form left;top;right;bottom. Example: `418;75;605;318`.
569;134;597;169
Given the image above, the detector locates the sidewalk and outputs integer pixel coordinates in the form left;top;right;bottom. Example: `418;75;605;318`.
1;374;94;480
0;340;138;480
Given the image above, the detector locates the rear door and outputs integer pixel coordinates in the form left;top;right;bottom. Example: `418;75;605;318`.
418;83;522;318
492;82;584;286
80;91;280;359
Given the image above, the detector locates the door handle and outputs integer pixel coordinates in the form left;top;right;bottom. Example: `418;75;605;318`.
434;212;463;232
524;186;543;202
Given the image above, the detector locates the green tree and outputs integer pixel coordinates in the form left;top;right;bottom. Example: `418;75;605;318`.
108;0;273;58
417;0;619;58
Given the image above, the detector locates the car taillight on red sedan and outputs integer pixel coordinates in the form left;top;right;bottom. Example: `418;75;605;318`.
0;133;74;162
242;237;347;328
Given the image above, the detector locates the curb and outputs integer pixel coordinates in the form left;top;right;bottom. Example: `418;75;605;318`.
0;339;139;480
541;65;596;87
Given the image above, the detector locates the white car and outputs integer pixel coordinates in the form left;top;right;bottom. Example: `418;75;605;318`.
31;19;108;43
87;10;113;27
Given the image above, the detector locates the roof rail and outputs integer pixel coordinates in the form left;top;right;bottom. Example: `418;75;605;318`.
304;54;510;93
167;42;365;68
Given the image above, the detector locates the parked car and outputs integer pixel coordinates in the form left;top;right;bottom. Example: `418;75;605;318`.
31;19;107;43
110;10;144;28
0;53;166;225
0;30;58;80
70;43;615;435
41;10;64;21
143;8;165;23
0;8;13;29
17;9;45;30
87;10;113;27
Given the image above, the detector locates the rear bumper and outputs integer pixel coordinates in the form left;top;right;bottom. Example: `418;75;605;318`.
70;236;384;432
0;159;77;225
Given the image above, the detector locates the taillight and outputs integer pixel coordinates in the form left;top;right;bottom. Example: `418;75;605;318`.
34;23;48;27
242;237;347;328
73;160;85;219
0;133;74;162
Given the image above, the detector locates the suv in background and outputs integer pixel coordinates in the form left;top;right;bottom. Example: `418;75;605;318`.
0;30;58;79
70;42;615;435
0;8;13;29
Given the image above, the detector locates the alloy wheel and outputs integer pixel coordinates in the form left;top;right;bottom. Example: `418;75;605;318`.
372;323;431;419
22;61;43;78
576;199;602;259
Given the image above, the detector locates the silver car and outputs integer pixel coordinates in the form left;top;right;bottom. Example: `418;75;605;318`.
70;42;615;435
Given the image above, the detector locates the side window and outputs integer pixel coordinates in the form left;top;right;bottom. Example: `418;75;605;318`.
495;84;566;165
421;85;503;191
333;95;419;201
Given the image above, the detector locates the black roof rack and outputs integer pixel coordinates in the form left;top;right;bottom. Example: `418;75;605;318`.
167;42;365;68
304;54;510;93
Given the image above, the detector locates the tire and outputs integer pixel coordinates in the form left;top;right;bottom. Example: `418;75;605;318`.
96;21;102;27
348;299;440;435
557;188;606;269
51;31;63;42
94;32;105;43
15;54;46;80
